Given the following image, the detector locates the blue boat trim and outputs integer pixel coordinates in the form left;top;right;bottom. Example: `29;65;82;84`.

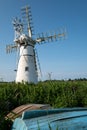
52;114;87;122
22;107;87;119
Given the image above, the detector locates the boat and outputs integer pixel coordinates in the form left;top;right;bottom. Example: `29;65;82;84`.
11;107;87;130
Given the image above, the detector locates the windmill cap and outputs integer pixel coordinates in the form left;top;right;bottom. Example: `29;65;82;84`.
14;34;29;44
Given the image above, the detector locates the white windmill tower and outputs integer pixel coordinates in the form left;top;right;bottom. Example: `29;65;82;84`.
6;5;66;83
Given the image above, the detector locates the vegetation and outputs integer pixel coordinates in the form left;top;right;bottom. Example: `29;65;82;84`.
0;79;87;129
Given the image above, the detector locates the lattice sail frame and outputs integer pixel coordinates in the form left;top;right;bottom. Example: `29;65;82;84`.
6;5;66;53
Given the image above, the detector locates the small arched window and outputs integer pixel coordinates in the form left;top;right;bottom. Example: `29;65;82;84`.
25;66;29;71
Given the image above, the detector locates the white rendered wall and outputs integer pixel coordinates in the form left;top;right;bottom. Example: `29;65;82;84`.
16;44;38;83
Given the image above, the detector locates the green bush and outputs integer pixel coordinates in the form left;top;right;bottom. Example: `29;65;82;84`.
0;79;87;129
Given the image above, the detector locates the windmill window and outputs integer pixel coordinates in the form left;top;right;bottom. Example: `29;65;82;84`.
25;67;29;71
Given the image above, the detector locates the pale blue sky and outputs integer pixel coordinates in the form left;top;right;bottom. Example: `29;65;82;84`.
0;0;87;81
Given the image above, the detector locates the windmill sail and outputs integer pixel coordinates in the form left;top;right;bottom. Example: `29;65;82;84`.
35;28;66;44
